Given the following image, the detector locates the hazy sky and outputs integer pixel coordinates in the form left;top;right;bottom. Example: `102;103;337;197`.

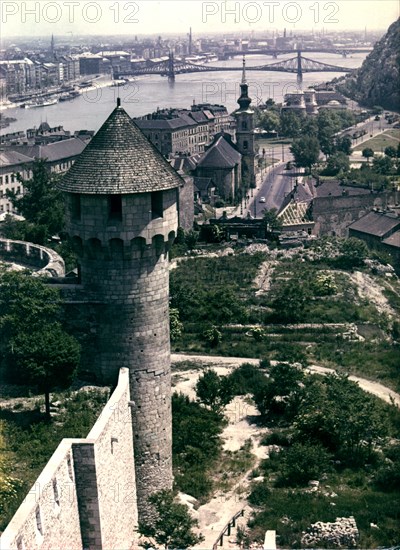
1;1;399;39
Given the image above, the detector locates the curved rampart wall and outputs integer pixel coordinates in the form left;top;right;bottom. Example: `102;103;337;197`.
0;239;65;277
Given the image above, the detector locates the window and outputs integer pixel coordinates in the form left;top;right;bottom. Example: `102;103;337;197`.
108;194;122;221
71;194;81;220
67;454;73;480
242;121;247;130
243;140;248;150
53;478;60;506
35;506;43;536
5;175;9;184
151;191;163;219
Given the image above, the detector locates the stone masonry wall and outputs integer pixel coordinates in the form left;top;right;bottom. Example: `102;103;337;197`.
64;189;177;522
0;440;82;550
312;191;398;237
0;369;137;550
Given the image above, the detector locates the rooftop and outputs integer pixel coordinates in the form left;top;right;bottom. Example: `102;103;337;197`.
197;135;241;170
58;101;183;195
348;211;400;237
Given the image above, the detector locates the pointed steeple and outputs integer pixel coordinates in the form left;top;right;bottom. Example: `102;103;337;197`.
241;55;247;85
237;55;251;111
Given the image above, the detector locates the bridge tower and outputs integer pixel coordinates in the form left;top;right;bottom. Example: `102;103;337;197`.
297;50;303;82
58;99;181;522
235;56;256;190
168;51;175;81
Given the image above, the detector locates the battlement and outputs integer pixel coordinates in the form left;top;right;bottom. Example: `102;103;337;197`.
0;369;138;550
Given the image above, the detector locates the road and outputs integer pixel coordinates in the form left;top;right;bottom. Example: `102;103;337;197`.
241;143;295;218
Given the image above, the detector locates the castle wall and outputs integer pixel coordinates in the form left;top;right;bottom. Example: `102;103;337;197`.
0;369;138;550
0;440;83;550
312;191;398;237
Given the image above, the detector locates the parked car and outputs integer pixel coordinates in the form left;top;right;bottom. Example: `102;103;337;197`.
259;196;266;203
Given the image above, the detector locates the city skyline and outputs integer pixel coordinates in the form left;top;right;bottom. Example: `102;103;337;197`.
1;1;399;40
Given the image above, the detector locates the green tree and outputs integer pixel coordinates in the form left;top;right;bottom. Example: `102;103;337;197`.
256;109;280;132
384;146;397;158
336;135;353;155
254;363;304;419
279;111;302;138
261;208;283;236
10;325;80;420
195;369;234;414
294;374;387;463
6;159;65;244
362;147;374;164
138;489;204;549
337;237;369;269
270;276;309;323
290;136;320;174
185;230;199;250
373;155;394;175
0;269;80;419
322;152;350;176
172;392;223;499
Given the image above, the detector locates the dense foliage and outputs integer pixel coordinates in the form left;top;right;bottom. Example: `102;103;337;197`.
247;365;400;547
0;269;81;418
172;392;225;500
5;159;64;245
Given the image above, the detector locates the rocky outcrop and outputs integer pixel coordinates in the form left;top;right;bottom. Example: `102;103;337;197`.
338;18;400;111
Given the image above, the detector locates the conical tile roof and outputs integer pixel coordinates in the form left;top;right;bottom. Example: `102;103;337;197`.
58;101;183;194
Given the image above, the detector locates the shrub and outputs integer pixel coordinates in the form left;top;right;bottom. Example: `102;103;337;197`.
261;430;292;447
227;363;268;396
277;442;332;487
248;481;271;506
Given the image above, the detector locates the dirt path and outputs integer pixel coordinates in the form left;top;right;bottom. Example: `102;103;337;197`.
171;353;400;549
172;365;266;550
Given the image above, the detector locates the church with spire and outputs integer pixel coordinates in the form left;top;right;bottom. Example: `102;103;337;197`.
234;56;256;190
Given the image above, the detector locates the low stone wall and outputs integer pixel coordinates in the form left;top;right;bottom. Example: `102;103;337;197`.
301;516;359;548
0;239;65;277
0;368;138;550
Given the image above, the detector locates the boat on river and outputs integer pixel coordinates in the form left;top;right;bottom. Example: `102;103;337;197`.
59;90;81;102
23;97;59;109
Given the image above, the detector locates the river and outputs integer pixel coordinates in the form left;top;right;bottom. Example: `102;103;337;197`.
1;52;366;135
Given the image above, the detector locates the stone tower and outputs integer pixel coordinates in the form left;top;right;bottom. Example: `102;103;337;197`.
58;99;182;522
235;56;256;189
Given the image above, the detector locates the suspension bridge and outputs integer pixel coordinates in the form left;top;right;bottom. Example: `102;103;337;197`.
115;51;357;81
